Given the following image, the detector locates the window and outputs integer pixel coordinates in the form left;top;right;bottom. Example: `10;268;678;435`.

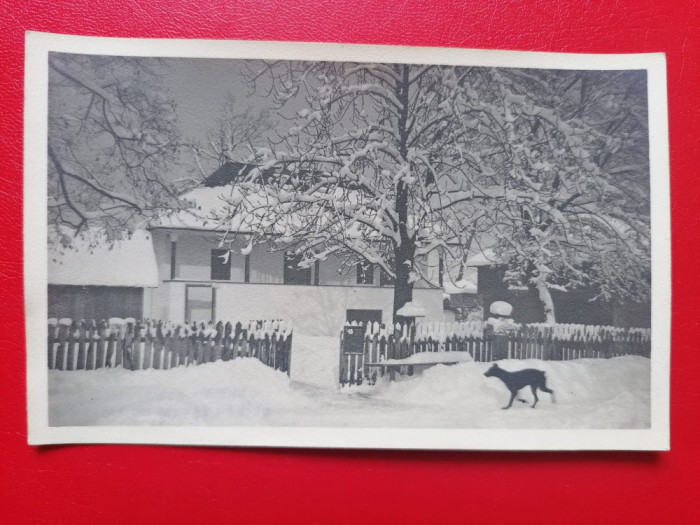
357;261;375;285
283;252;312;285
211;249;231;280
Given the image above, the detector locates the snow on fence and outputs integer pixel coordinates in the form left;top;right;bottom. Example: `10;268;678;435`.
340;321;486;387
47;318;293;374
509;323;651;361
339;321;651;386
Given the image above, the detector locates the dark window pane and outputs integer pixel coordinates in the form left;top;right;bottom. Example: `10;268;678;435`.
211;249;231;280
357;261;374;285
284;252;311;285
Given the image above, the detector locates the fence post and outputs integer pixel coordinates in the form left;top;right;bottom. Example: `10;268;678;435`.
83;321;94;370
153;322;163;369
213;322;224;363
65;320;77;371
285;332;292;376
141;322;152;370
106;327;116;368
94;320;105;369
55;322;68;370
75;320;87;370
338;329;346;387
47;321;57;370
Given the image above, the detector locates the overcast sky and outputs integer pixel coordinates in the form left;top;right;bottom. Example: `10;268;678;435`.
163;58;253;145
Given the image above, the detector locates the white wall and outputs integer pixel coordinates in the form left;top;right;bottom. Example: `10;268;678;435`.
153;281;441;336
148;229;444;334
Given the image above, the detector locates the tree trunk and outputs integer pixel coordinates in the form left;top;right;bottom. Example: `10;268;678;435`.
392;239;416;325
392;64;416;325
535;279;556;324
455;232;476;281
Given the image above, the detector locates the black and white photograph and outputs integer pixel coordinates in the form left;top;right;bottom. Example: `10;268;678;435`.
25;33;670;449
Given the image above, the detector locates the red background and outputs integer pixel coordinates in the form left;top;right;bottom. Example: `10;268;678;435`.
1;1;698;523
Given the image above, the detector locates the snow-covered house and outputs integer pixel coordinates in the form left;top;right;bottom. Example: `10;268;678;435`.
48;162;444;335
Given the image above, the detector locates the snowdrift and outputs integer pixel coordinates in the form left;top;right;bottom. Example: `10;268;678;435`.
49;358;314;426
370;357;650;428
49;355;650;429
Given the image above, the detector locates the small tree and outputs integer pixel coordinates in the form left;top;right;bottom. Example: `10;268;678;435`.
48;53;187;245
191;93;274;173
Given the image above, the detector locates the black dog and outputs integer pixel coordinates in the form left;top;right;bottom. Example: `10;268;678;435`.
484;363;555;409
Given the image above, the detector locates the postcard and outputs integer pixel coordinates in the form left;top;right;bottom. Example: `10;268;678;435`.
25;32;670;449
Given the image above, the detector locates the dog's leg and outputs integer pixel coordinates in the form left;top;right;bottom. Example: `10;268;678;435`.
530;384;539;408
502;390;517;410
540;386;557;403
540;383;555;404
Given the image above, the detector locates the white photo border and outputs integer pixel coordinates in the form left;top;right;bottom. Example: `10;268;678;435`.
25;32;671;450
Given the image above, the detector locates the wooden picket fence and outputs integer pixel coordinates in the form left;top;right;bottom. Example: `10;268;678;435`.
339;321;651;386
47;318;293;374
506;323;651;361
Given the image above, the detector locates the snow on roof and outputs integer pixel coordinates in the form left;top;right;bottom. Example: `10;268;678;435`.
203;162;262;187
49;229;159;287
149;185;243;231
151;184;303;234
443;278;477;295
443;267;478;294
465;248;498;266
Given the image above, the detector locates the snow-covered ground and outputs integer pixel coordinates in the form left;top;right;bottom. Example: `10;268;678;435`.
49;334;650;429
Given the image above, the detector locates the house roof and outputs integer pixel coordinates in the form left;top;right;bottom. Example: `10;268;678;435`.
443;270;478;295
203;161;275;188
149;185;249;231
464;249;498;267
154;164;502;268
151;178;324;236
48;229;159;287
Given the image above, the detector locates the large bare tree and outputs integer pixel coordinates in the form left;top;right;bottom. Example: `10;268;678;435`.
48;53;187;245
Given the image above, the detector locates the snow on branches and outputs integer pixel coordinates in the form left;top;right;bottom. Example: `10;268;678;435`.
207;60;650;321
